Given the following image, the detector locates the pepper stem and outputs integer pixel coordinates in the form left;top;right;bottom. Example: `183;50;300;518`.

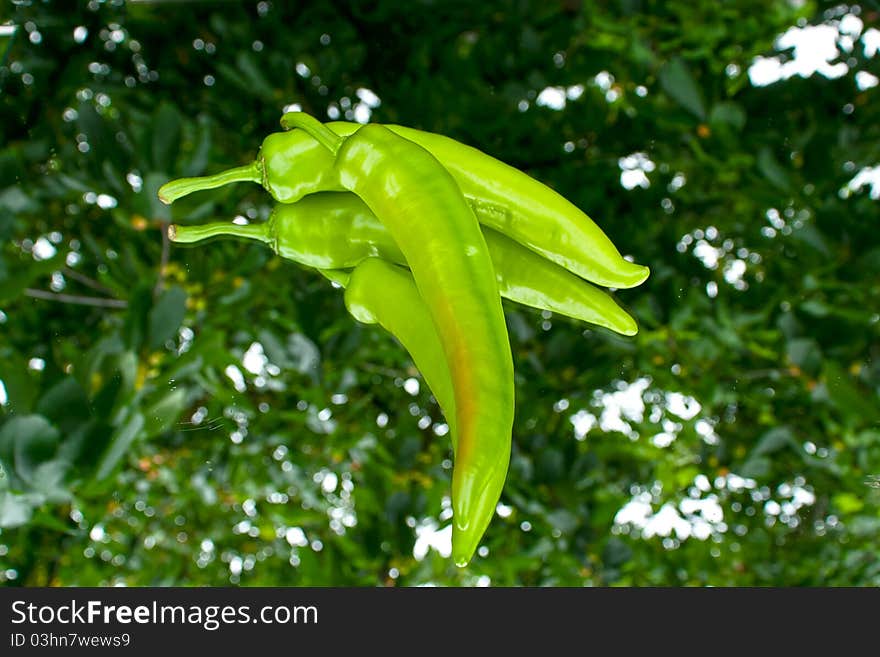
167;221;272;245
157;161;262;205
280;112;344;155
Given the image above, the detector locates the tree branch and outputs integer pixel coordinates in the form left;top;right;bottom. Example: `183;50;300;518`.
24;288;128;308
62;266;116;296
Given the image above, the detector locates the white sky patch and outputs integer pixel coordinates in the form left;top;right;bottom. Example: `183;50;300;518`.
748;14;879;87
535;84;586;110
614;493;653;526
855;70;879;90
566;84;584;100
353;104;372;123
594;71;613;90
0;380;7;406
615;474;731;543
643;503;694;540
403;377;420;396
356;87;381;108
618;152;655;190
224;365;246;392
349;87;381;124
841;165;880;200
242;342;268;375
664;392;701;419
96;194;117;209
570;409;597;440
536;86;566;110
692;239;722;269
570;378;718;448
596;377;650;434
864;27;880;57
321;472;338;494
31;237;57;261
723;258;747;285
651;431;676;448
724;474;757;493
126;172;143;192
413;520;452;560
695;418;719;445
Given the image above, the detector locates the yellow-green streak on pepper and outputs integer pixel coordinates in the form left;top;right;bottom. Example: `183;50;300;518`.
279;113;513;566
158;121;649;290
168;192;637;336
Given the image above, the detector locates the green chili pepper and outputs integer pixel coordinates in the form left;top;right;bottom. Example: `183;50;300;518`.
330;258;457;442
168;192;637;336
271;112;514;567
158;120;649;289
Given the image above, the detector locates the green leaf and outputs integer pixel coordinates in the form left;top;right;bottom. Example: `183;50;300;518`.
757;147;790;190
833;492;864;514
143;387;188;438
739;456;771;479
142;172;172;222
148;285;188;350
792;223;831;256
0;185;38;213
76;102;115;166
0;415;61;484
659;57;706;119
708;102;746;131
0;252;64;303
751;426;796;458
0;350;37;414
29;460;72;503
152;103;183;171
786;337;822;376
36;377;90;434
822;362;880;426
95;412;145;481
236;51;276;100
183;114;213;176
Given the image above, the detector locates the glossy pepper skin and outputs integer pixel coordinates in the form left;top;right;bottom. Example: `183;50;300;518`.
158;120;649;289
169;192;637;336
331;258;457;443
279;113;514;567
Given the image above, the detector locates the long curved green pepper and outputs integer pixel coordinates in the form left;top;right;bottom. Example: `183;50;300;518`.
158;121;649;290
336;258;457;444
277;113;514;566
169;192;638;336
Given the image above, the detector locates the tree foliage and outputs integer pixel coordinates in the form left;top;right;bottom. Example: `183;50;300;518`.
1;0;878;586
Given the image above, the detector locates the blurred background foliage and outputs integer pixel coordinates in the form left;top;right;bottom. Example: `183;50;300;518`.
0;0;878;586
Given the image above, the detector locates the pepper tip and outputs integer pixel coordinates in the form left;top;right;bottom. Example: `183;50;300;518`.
167;224;177;241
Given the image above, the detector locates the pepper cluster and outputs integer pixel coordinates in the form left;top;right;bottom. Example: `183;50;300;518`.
159;112;649;566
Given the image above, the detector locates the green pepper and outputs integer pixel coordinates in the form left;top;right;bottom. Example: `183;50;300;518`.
158;120;649;289
270;112;514;567
328;258;457;443
169;192;638;336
